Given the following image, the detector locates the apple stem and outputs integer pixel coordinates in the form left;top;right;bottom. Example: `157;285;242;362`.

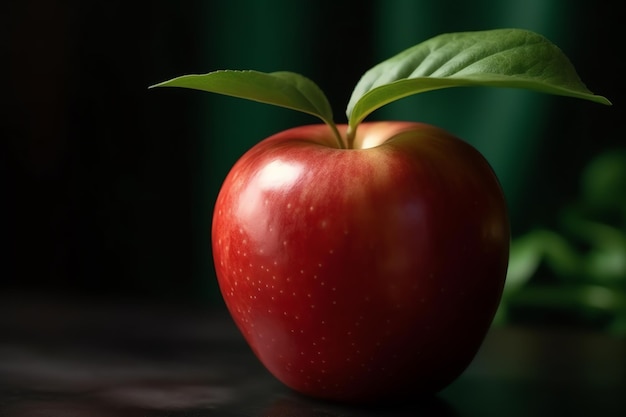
345;125;357;149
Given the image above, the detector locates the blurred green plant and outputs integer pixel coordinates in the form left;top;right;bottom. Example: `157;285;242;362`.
497;149;626;336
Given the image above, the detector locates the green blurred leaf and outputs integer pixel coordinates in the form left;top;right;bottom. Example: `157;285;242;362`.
510;284;626;334
347;28;611;133
559;207;626;285
506;229;583;286
580;149;626;214
513;284;626;312
505;233;543;295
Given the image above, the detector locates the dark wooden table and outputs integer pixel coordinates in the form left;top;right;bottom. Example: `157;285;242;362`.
1;292;624;416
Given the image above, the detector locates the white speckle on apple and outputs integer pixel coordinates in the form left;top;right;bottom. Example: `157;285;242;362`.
287;202;292;209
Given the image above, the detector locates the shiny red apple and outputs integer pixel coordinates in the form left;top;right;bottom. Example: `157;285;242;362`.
152;29;609;403
212;121;509;402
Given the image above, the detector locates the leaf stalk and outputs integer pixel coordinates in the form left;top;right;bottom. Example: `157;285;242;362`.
327;121;346;149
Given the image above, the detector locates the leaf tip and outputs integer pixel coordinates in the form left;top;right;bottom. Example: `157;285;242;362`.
148;79;175;90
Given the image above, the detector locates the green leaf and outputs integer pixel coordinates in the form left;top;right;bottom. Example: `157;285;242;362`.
510;284;626;320
150;70;336;131
347;28;612;133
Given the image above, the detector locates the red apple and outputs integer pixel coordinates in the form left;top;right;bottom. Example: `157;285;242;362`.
151;29;609;403
212;121;509;402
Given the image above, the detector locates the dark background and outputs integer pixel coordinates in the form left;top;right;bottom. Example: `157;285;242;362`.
2;0;622;307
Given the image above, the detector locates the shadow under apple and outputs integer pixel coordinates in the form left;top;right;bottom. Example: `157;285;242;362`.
261;393;459;417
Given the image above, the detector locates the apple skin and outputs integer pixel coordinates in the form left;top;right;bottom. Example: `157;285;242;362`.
212;121;509;403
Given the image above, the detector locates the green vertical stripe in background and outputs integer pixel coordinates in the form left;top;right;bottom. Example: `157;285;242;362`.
194;1;317;302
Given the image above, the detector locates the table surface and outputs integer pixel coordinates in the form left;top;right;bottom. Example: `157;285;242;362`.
1;292;624;417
